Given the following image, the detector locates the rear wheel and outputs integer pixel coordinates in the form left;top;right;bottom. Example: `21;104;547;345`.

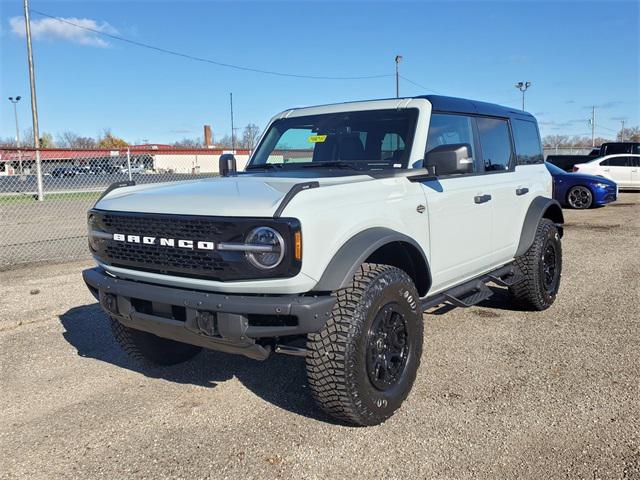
567;185;593;209
509;218;562;310
306;263;423;426
109;317;202;367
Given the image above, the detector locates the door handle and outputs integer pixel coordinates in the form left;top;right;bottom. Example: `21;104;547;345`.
516;187;529;196
474;194;492;204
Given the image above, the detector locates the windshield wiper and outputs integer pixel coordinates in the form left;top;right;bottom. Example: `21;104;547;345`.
245;163;284;170
302;162;360;171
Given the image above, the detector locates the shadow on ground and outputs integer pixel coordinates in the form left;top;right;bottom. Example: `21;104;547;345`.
59;303;338;424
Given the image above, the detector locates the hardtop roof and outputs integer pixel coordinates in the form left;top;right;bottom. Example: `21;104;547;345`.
285;95;536;122
418;95;536;121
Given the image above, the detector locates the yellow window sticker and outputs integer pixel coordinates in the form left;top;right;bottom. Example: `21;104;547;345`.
308;134;327;143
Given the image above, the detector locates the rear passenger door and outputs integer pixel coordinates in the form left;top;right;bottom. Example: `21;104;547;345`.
601;156;631;187
475;117;530;264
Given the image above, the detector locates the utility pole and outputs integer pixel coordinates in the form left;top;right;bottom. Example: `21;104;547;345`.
395;55;402;98
229;92;235;151
8;96;23;175
620;120;625;141
590;106;596;147
23;0;44;200
515;81;531;111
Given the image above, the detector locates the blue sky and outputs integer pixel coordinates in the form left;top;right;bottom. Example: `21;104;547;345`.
1;0;638;144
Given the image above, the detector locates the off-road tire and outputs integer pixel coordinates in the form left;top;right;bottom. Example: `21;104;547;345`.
109;316;202;367
306;263;423;426
509;218;562;310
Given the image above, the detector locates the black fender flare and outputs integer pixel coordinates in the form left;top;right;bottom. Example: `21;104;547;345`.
314;227;431;292
515;196;564;257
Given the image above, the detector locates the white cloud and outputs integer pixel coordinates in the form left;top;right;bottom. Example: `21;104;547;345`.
9;16;118;48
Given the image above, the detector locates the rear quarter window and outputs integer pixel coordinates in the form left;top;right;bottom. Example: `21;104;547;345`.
512;119;544;165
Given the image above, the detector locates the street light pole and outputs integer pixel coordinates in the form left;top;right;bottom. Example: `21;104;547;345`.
8;96;23;175
395;55;402;98
23;0;44;200
230;92;235;151
515;81;531;111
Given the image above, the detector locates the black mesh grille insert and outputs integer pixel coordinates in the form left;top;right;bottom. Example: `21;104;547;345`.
89;210;301;281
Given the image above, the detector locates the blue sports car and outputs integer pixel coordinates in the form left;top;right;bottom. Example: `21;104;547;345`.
545;162;618;209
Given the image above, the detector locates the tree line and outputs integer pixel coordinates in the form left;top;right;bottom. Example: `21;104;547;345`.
542;127;640;148
0;124;262;150
3;124;638;150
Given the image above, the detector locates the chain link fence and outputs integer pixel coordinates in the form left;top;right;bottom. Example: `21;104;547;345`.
0;147;250;269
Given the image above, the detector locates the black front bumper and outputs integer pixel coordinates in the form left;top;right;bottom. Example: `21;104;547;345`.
83;268;335;360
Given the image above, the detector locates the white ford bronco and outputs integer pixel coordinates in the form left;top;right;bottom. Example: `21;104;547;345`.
83;95;564;426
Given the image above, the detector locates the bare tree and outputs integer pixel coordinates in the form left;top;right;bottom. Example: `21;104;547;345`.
58;131;95;148
56;131;97;148
617;126;640;142
172;137;203;148
241;124;261;149
217;134;233;149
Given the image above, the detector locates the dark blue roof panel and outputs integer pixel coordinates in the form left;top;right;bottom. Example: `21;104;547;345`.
417;95;535;121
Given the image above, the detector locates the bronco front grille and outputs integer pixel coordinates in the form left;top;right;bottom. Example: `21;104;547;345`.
88;210;301;281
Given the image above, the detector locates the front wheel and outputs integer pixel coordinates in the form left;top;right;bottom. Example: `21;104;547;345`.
306;263;423;426
567;185;593;209
509;218;562;310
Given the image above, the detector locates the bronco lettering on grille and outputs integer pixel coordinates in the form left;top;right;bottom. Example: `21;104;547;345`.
112;233;215;250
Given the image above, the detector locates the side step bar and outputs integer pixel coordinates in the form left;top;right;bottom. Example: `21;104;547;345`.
421;264;522;311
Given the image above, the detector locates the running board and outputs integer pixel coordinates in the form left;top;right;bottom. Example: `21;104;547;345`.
421;264;523;311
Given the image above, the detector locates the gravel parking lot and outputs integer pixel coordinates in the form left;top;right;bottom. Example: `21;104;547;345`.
1;193;638;480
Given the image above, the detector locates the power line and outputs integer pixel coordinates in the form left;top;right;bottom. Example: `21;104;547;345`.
30;9;393;81
398;75;443;94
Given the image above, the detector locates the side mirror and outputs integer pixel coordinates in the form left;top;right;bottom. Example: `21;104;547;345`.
425;143;473;176
219;154;237;177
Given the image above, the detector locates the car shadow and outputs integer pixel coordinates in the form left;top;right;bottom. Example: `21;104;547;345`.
477;286;534;312
59;303;340;425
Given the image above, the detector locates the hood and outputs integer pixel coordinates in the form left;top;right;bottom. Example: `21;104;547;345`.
562;172;616;185
95;173;373;217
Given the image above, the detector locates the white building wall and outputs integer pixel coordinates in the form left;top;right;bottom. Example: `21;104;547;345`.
153;154;251;174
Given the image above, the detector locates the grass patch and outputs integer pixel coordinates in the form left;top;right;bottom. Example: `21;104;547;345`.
0;191;101;205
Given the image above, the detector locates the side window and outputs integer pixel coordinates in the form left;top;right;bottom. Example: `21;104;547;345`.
512;119;543;164
476;117;513;171
425;113;476;175
602;157;629;167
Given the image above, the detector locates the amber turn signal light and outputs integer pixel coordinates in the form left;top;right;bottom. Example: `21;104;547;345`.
294;231;302;261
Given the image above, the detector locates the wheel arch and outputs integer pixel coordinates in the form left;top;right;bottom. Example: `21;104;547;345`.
313;227;431;296
515;196;564;257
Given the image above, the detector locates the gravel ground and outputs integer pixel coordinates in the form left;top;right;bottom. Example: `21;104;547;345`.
1;193;638;480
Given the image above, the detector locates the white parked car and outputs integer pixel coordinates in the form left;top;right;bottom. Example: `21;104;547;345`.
573;154;640;190
119;164;146;174
84;95;564;426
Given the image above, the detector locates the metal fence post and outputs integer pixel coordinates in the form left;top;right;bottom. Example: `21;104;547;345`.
126;148;132;181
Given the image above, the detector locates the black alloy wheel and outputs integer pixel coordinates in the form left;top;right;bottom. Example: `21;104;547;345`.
366;303;410;391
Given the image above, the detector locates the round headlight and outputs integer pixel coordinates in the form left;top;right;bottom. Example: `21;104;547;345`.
245;227;285;269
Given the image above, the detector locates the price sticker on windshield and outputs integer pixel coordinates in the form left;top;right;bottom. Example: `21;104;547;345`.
308;135;327;143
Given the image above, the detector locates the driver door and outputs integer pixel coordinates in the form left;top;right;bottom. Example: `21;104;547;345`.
418;113;494;292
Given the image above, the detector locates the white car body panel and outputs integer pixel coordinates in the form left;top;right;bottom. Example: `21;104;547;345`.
573;154;640;189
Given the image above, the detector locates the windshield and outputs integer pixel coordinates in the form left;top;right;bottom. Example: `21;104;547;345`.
248;108;419;171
